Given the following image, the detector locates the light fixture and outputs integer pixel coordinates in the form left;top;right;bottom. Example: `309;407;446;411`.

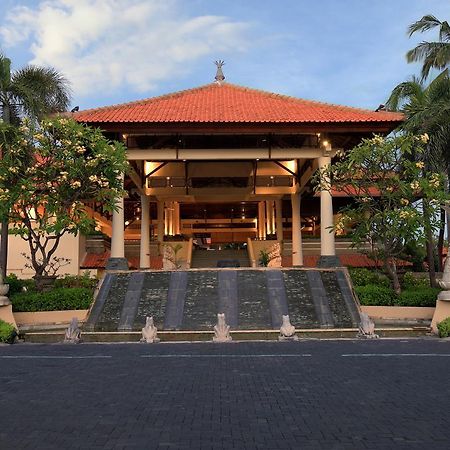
125;220;130;226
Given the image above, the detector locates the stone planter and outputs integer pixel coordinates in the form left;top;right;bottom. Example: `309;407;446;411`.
34;275;57;292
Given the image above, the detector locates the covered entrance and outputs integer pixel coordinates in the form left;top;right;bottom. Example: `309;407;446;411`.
74;78;402;270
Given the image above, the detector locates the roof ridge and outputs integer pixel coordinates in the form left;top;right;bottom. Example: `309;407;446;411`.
222;83;399;117
73;83;218;116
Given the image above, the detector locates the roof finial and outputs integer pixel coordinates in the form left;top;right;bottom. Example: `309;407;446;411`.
214;60;225;84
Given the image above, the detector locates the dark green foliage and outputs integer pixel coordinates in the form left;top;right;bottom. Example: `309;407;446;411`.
437;317;450;338
354;285;395;306
401;271;429;289
11;288;93;312
259;249;270;267
54;273;98;290
5;274;36;295
348;268;390;287
394;288;440;307
0;319;16;344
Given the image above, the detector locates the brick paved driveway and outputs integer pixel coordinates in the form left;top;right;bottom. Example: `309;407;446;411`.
0;339;449;449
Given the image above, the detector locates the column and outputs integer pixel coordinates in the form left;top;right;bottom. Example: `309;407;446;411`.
258;201;266;239
139;195;151;269
266;200;274;235
157;201;164;242
106;174;128;270
173;201;180;235
275;199;283;242
164;202;169;236
291;193;303;266
318;156;338;266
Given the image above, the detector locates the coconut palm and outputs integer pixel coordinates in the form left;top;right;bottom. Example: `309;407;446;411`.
407;15;450;80
0;53;71;278
386;70;450;285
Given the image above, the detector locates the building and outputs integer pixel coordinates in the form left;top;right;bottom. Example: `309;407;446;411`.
7;71;403;277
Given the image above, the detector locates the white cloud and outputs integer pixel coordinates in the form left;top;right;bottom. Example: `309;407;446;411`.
0;0;251;96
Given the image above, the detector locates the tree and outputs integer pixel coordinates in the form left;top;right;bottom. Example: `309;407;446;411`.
407;15;450;80
0;117;128;289
317;134;448;294
0;53;71;279
386;69;450;280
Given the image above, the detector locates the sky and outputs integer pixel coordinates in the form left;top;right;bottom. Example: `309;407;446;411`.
0;0;448;111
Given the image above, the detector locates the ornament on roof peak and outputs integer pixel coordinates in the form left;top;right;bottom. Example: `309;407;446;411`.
214;60;225;84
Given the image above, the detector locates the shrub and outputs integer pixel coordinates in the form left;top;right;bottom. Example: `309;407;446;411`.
11;288;93;312
348;268;390;287
54;272;98;290
5;274;36;295
394;287;440;307
354;284;395;306
402;271;429;289
0;319;16;344
437;317;450;338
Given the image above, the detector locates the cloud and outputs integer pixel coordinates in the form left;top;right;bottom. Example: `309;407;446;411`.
0;0;251;97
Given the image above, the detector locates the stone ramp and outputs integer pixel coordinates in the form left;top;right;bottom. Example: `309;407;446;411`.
84;268;361;332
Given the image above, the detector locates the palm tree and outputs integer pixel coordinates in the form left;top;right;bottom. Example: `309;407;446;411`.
386;70;450;285
0;54;71;278
407;15;450;80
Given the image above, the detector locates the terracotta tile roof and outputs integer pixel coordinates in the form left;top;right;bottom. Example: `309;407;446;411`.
73;83;404;125
81;252;163;270
282;254;412;268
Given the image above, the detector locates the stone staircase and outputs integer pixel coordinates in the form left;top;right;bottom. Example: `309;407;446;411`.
84;268;361;332
190;249;250;268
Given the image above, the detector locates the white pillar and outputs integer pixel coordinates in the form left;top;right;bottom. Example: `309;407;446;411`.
174;201;180;235
164;202;169;236
291;193;303;266
139;195;151;269
110;177;125;259
275;199;283;242
318;156;336;256
266;200;274;235
157;201;164;242
258;201;266;239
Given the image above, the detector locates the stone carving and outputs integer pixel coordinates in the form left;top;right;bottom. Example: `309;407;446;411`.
438;256;450;301
357;312;379;339
0;272;10;306
279;315;298;341
140;316;160;343
162;244;183;270
213;313;232;342
267;242;282;268
64;317;82;344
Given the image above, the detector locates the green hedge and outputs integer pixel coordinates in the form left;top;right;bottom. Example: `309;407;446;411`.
354;284;439;307
395;288;440;307
0;319;16;344
437;317;450;338
354;285;394;306
348;268;390;288
11;288;93;312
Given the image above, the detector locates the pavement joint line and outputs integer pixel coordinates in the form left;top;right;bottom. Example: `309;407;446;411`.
0;355;113;359
139;354;312;358
341;353;450;357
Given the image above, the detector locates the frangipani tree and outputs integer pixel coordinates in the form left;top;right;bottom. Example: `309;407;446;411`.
0;117;128;289
316;133;448;294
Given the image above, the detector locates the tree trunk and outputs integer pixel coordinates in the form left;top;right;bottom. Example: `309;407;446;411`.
438;208;445;272
385;260;401;295
0;101;10;279
423;200;438;288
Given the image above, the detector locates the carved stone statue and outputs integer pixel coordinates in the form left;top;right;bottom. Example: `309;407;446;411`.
438;256;450;301
64;317;82;344
213;313;232;342
140;316;160;343
0;272;10;306
267;242;282;268
279;315;298;341
357;312;379;339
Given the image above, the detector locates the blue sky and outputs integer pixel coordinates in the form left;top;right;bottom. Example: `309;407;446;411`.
0;0;448;111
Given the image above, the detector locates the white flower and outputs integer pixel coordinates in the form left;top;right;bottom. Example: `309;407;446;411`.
416;162;425;169
420;133;429;143
71;181;81;188
410;181;420;190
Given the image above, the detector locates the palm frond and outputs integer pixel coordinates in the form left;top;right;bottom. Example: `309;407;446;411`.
408;15;443;37
406;42;450;79
11;65;72;120
385;79;424;111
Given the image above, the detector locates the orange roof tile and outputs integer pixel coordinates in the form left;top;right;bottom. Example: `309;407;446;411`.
73;83;403;125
